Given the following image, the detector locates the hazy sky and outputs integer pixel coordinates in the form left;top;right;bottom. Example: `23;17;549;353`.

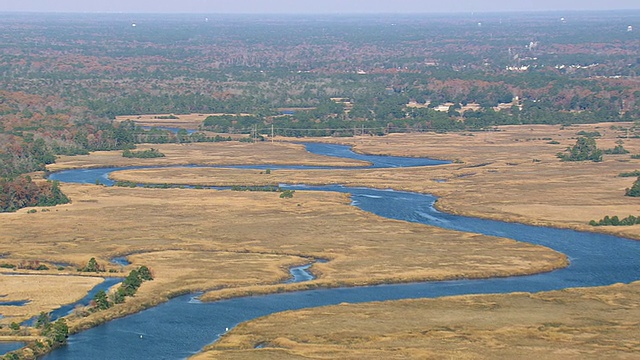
3;0;640;14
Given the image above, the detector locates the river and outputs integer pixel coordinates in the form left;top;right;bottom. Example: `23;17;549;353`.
34;143;640;359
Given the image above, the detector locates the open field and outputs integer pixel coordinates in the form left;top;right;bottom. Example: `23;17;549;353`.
2;123;638;355
114;113;255;131
197;281;640;360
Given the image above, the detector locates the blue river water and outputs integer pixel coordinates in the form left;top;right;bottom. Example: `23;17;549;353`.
0;342;25;357
32;143;640;359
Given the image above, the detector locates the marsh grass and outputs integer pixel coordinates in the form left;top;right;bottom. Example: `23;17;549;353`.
195;281;640;360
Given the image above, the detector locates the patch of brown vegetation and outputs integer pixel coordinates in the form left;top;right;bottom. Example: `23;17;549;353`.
47;142;367;172
197;281;640;360
0;275;102;323
114;113;252;130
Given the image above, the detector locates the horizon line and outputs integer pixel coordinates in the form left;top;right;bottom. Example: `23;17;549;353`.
2;8;640;15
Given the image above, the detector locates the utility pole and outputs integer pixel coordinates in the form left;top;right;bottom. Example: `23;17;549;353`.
271;124;274;143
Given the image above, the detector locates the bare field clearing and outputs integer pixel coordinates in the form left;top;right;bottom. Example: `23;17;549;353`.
198;281;640;360
114;113;252;130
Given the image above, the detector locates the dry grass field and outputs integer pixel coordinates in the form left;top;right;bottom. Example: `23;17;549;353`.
47;142;368;172
198;281;640;360
0;275;102;321
114;113;253;130
2;122;639;357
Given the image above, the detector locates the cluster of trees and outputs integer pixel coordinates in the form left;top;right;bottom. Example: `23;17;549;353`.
603;144;629;155
556;137;603;162
36;314;69;347
590;215;640;226
2;314;69;359
619;170;640;178
625;177;640;197
14;260;49;271
0;176;69;212
92;266;153;308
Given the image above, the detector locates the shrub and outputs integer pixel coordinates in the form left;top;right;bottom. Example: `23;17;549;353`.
48;319;69;345
93;290;112;310
625;177;640;197
35;312;51;329
123;148;165;158
81;257;104;272
603;145;629;155
279;190;295;199
137;265;153;281
591;214;640;226
576;130;601;137
618;170;640;177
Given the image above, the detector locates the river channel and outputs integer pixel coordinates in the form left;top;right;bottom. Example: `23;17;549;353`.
34;143;640;359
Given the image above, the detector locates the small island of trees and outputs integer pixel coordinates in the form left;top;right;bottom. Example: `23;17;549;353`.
556;137;602;162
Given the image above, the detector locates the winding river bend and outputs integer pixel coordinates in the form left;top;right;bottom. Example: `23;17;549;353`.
40;143;640;359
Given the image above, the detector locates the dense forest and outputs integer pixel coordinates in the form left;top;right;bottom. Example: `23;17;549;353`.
2;11;640;210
